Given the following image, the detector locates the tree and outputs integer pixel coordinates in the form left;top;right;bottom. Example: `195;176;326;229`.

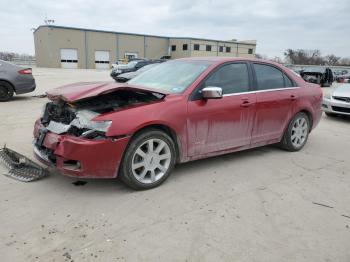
284;49;325;65
324;54;340;66
271;56;283;64
0;51;15;61
338;58;350;66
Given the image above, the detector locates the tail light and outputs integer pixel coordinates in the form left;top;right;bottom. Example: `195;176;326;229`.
18;68;32;75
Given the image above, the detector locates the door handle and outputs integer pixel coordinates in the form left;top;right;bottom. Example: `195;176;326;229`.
240;100;254;107
290;94;298;100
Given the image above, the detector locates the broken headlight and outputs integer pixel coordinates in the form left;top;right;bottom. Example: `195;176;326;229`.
70;110;112;133
44;108;112;138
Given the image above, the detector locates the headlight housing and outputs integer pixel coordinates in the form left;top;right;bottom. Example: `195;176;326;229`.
70;110;112;133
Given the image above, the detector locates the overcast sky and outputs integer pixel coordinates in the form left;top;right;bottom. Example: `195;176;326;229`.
0;0;349;58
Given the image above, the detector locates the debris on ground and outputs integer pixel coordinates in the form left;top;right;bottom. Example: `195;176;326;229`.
341;214;350;219
72;180;87;186
31;94;47;98
0;146;49;182
62;252;72;260
312;202;334;209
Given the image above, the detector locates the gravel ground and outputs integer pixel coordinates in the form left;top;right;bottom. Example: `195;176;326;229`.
0;68;349;262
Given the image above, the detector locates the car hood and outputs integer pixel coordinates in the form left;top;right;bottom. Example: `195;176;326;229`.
332;84;350;97
115;64;132;70
46;81;169;102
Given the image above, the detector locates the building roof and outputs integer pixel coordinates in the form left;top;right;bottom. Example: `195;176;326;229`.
34;25;256;46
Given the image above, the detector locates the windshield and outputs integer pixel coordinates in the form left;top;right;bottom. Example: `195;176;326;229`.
128;60;212;93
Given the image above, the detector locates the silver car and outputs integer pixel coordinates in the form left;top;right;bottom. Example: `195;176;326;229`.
0;60;36;101
323;84;350;116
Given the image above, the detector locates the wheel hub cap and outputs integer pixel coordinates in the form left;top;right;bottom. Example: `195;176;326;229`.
131;138;171;184
291;117;308;148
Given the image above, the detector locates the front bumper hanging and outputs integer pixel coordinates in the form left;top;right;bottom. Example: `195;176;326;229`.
0;146;49;182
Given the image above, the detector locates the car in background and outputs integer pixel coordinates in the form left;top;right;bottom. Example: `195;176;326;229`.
33;57;322;190
333;69;348;79
0;59;36;101
111;58;144;69
115;63;161;83
322;83;350;116
336;73;350;83
110;59;164;81
300;67;333;87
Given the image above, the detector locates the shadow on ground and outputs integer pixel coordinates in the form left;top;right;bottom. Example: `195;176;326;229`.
36;145;283;194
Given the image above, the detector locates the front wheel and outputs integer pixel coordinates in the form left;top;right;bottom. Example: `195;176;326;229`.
119;129;176;190
280;112;310;151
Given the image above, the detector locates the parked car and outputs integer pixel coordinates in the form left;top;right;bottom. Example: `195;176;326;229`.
336;73;350;83
322;83;350;116
0;60;36;101
33;58;322;190
300;67;333;87
110;59;164;80
333;69;348;79
111;58;144;69
115;63;161;82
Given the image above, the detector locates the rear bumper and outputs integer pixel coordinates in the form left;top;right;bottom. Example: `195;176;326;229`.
15;82;36;94
33;120;130;178
14;77;36;94
322;98;350;116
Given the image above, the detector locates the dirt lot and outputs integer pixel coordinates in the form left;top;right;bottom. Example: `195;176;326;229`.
0;68;350;262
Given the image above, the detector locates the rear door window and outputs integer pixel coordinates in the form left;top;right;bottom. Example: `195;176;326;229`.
283;74;294;87
253;63;284;90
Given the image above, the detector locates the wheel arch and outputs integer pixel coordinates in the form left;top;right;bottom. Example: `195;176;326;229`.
280;108;314;142
0;79;16;93
299;109;313;131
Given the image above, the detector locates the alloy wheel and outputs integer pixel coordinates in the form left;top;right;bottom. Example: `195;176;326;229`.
131;138;172;184
291;117;308;148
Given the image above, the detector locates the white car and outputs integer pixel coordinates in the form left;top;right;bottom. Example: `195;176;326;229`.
322;84;350;116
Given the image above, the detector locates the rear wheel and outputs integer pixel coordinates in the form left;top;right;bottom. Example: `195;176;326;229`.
0;81;14;102
280;112;310;151
119;129;176;190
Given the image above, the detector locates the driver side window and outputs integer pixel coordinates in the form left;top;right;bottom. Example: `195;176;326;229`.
204;63;250;94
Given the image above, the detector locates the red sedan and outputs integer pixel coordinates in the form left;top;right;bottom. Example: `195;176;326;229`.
33;58;323;189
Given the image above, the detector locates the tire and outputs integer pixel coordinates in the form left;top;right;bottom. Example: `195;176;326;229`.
325;112;337;117
280;112;310;152
119;128;176;190
0;81;14;102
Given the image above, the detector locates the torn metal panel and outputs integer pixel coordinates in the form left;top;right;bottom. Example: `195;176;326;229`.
46;120;70;134
0;146;48;182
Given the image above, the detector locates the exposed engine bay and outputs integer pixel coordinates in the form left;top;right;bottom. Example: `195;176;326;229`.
40;90;163;139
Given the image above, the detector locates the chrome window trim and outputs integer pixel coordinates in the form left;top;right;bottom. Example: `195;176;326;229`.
222;87;300;97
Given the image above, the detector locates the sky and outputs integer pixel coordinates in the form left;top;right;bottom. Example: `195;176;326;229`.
0;0;349;58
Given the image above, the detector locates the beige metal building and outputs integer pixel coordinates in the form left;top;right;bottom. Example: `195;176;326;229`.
34;25;257;69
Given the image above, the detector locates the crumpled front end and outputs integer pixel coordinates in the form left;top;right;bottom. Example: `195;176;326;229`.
33;88;163;178
33;119;130;178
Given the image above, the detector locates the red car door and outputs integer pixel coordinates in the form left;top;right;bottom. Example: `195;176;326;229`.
251;63;299;145
187;62;256;157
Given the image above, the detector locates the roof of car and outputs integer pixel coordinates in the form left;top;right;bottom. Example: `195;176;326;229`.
175;57;282;66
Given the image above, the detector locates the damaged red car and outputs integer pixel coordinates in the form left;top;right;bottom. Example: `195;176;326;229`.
33;58;323;189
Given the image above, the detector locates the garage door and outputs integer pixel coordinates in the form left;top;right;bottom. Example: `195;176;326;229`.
95;51;110;70
60;49;78;69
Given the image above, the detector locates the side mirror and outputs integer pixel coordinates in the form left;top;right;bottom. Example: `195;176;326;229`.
201;86;223;99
